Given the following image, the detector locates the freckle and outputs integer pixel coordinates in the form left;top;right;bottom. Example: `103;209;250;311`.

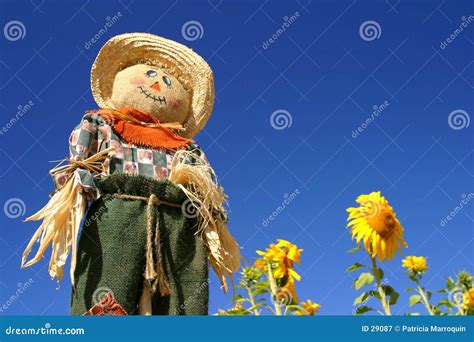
130;77;145;86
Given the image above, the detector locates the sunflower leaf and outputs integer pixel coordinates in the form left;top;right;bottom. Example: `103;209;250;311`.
446;277;455;291
285;305;303;312
231;295;248;303
354;305;373;315
380;285;399;305
353;292;370;305
437;299;453;309
347;245;361;253
251;287;269;296
345;263;364;273
374;268;384;282
389;291;399;305
368;290;381;300
409;294;422;307
354;273;374;290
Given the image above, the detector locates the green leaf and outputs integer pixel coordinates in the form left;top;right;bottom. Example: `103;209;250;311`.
254;281;270;289
353;292;370;305
368;290;381;300
246;304;262;312
389;291;399;305
406;287;414;292
226;308;251;316
426;290;432;300
345;263;364;273
251;287;269;296
381;285;399;305
347;245;361;253
354;306;373;315
409;294;421;307
446;277;455;291
382;285;393;295
374;268;384;282
354;273;374;290
231;295;247;303
437;299;453;309
285;305;303;312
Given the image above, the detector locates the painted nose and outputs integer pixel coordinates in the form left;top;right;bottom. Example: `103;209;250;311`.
151;82;161;91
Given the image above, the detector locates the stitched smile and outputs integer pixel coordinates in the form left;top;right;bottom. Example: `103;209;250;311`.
137;86;167;105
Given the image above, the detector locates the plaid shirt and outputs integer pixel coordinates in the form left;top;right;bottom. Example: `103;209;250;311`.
54;113;207;199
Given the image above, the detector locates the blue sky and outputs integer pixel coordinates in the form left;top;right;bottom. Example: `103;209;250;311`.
0;0;472;316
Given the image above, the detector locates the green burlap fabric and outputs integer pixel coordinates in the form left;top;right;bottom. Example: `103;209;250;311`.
70;174;209;315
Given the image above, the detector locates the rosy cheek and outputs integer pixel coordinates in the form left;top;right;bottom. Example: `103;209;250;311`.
130;77;146;86
168;98;181;110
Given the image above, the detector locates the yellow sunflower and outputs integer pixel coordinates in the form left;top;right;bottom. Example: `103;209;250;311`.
402;256;428;273
256;239;303;281
296;299;320;315
463;288;474;311
346;191;407;261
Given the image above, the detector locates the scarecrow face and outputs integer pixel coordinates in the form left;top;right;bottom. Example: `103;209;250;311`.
110;64;190;124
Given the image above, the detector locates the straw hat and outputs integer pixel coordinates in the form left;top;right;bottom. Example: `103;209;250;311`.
91;33;214;138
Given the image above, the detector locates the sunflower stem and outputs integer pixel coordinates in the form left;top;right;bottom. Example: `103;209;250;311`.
371;256;391;315
415;281;434;316
267;261;282;316
246;285;260;316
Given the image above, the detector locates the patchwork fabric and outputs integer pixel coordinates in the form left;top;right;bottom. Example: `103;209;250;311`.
53;113;207;199
82;292;128;316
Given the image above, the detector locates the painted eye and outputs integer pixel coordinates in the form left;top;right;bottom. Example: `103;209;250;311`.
146;70;157;77
162;75;172;87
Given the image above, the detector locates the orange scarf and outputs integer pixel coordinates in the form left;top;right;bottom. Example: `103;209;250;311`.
93;107;193;151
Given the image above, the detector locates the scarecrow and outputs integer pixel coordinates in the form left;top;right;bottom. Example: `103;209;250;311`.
21;33;240;315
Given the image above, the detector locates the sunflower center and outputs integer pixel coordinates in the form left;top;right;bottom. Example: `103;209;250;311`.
367;210;396;238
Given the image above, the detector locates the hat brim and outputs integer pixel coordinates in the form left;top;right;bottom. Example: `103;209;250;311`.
91;33;214;138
